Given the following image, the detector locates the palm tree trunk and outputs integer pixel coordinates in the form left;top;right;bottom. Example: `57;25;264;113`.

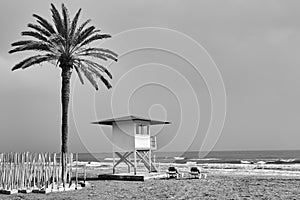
61;66;72;187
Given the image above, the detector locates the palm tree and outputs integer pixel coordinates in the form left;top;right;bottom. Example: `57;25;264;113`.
9;3;117;185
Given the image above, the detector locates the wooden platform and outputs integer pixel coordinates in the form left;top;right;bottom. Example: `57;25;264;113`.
98;173;166;181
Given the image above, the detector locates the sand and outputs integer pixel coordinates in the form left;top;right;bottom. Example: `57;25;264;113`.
0;175;299;199
0;171;299;199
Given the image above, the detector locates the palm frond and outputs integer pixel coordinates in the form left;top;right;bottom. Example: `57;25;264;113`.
69;8;81;39
74;63;84;84
79;34;111;47
78;47;118;57
61;3;70;38
9;41;52;54
11;54;55;71
72;19;91;46
32;14;56;34
78;52;117;62
11;40;35;47
84;60;112;89
21;31;48;42
81;59;113;79
79;52;107;61
28;23;51;37
79;63;99;90
100;75;112;89
49;34;65;46
50;3;64;35
76;26;95;45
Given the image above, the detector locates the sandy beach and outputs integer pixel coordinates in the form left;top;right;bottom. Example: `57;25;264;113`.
0;175;299;199
0;163;299;200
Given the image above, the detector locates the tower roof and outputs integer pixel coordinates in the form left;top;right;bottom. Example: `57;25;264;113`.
91;115;171;126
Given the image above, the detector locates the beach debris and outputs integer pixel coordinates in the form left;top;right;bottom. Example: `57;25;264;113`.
0;152;83;195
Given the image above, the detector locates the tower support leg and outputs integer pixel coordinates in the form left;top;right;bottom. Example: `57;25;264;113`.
113;152;134;174
134;150;137;175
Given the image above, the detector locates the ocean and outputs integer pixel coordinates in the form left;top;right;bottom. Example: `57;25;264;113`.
77;150;300;165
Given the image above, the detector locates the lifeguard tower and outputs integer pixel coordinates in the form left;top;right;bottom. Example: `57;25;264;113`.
92;115;170;175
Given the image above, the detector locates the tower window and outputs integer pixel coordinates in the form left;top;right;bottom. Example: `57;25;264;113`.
136;124;149;135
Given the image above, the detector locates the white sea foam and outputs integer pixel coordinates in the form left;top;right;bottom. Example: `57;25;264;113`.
190;158;220;161
104;157;120;161
174;157;185;160
241;160;253;164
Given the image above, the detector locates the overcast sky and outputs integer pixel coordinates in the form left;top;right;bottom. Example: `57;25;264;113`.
0;0;300;153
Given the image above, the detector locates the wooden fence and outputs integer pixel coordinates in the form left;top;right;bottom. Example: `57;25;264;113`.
0;152;83;194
